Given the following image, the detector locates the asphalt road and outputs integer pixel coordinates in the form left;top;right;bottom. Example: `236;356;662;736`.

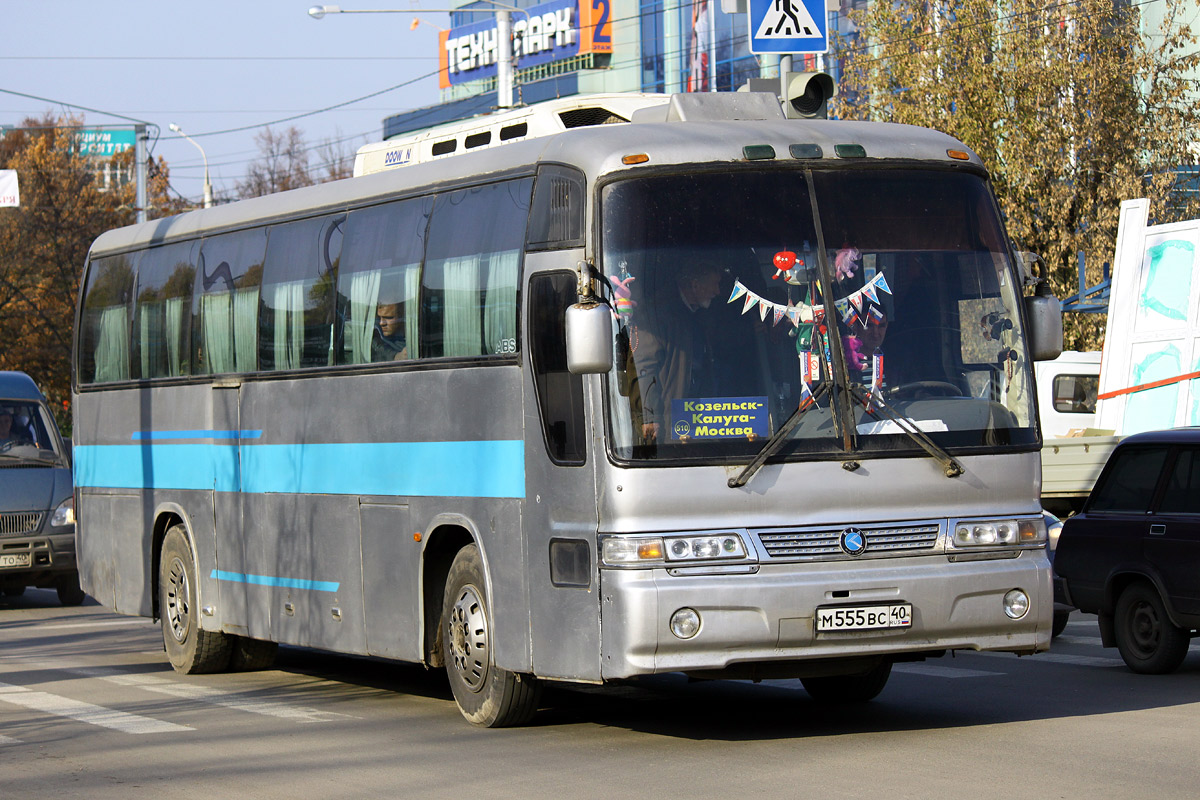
3;589;1199;799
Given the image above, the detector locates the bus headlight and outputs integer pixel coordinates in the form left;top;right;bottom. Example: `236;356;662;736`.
600;533;752;566
664;534;746;561
952;517;1045;548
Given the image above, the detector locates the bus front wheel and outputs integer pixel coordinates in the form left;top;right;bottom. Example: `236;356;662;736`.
159;525;231;674
441;544;540;727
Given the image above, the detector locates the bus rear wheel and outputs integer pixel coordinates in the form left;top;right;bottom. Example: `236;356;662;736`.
159;526;231;673
441;544;540;727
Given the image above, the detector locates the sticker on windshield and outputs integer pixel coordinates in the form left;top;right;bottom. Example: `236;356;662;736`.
670;397;770;440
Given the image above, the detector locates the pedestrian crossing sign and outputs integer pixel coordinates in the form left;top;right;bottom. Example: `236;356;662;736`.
748;0;828;54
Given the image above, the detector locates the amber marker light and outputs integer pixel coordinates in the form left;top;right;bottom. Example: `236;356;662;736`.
622;153;650;165
413;532;423;542
947;149;971;160
637;541;664;559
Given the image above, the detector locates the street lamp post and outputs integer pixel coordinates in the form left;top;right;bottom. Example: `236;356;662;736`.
168;123;213;209
308;3;525;109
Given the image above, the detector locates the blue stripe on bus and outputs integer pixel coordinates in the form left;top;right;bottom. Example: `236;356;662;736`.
132;430;263;441
211;569;339;593
73;440;525;498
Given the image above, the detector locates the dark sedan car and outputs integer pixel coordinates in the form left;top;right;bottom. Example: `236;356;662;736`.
1054;428;1200;673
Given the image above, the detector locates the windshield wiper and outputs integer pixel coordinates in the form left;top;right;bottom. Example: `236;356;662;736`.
847;385;963;478
728;384;830;488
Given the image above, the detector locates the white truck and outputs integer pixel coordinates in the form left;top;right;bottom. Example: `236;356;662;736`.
1040;198;1200;515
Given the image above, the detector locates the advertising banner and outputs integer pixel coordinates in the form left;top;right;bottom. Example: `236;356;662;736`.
439;0;612;88
0;170;18;208
75;129;137;158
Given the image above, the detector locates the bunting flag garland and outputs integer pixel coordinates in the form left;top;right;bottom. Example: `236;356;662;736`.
726;272;891;330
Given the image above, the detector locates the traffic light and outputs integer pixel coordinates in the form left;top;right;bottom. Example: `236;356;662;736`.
781;72;835;119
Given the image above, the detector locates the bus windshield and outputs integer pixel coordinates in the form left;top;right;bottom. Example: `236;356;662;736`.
602;167;1037;464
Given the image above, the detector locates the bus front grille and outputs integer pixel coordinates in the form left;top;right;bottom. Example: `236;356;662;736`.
0;512;42;536
756;524;941;561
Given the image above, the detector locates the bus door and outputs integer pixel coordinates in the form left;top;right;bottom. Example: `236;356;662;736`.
523;267;603;681
209;380;261;639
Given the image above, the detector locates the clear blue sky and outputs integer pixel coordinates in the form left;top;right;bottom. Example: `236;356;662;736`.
1;0;445;203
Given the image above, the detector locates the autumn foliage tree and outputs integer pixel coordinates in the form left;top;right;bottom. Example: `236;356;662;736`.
835;0;1200;351
0;114;177;428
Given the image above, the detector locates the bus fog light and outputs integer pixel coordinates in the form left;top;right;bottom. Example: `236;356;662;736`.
670;608;701;639
1003;589;1030;620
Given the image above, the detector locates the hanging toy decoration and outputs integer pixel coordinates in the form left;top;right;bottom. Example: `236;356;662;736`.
609;273;637;320
834;246;861;281
772;250;798;281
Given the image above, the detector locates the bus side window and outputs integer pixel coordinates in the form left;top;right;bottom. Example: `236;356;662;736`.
194;229;267;375
528;272;586;464
133;241;196;379
423;178;532;358
336;196;431;365
527;166;585;250
259;215;343;371
79;253;137;384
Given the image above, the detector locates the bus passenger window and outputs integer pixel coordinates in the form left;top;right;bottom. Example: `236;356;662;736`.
134;241;196;379
79;253;136;384
194;229;266;375
336;196;431;365
422;178;532;358
259;215;342;371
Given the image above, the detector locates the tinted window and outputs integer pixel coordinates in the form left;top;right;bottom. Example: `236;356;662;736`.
79;253;136;384
134;241;196;379
1159;448;1200;514
336;196;431;365
1089;447;1169;513
1053;374;1098;414
259;216;342;371
527;166;584;249
422;179;531;358
194;229;266;374
529;272;585;464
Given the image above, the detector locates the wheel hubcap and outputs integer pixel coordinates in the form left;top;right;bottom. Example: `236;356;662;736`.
447;584;489;692
165;556;191;643
1129;600;1160;656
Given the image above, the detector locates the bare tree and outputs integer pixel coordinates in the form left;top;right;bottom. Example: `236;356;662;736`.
237;126;314;198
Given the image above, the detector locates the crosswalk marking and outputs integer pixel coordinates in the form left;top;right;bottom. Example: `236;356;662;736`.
0;733;21;743
0;681;192;734
892;663;1003;678
22;619;155;632
974;650;1125;668
70;666;354;723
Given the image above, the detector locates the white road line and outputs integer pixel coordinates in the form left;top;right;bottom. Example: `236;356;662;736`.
71;667;355;723
0;681;192;734
10;618;155;632
892;663;1003;678
974;651;1125;668
0;734;21;743
1055;634;1105;646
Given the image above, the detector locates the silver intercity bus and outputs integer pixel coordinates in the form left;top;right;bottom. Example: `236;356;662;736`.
73;90;1062;726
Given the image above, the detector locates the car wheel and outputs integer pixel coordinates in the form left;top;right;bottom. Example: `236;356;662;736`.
1052;610;1069;638
160;525;231;673
441;544;540;727
801;660;892;703
1114;583;1190;674
55;573;87;606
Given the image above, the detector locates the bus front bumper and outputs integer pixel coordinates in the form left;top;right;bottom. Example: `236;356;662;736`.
598;552;1052;680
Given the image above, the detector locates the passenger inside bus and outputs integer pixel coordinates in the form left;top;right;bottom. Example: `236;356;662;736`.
633;260;723;443
373;301;408;361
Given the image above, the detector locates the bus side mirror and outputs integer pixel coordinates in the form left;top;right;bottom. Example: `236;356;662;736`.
566;301;614;374
1025;281;1063;362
